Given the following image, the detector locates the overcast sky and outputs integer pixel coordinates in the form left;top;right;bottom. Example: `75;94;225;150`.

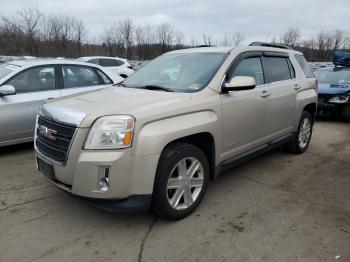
1;0;350;44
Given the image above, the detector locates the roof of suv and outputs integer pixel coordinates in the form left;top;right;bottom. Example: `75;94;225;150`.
168;46;303;55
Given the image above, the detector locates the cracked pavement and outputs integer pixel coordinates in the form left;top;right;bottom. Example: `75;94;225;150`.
0;120;349;262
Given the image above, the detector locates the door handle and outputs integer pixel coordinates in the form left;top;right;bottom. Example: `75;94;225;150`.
261;90;271;98
294;84;301;90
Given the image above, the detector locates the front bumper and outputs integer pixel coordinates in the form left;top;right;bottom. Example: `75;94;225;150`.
66;189;151;213
35;128;160;212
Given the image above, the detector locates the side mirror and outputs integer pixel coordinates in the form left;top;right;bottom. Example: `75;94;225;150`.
0;85;16;96
222;76;256;93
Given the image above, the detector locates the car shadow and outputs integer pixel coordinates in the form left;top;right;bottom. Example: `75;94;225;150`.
0;142;34;156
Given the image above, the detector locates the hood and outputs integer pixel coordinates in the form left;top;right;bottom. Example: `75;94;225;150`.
318;82;350;95
41;87;192;127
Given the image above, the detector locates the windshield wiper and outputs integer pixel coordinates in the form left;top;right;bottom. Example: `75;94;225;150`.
141;85;174;92
113;81;126;87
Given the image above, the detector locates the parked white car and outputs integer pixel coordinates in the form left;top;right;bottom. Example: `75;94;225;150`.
78;56;134;78
0;59;123;146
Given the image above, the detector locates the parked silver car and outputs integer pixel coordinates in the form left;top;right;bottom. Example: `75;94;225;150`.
0;59;123;146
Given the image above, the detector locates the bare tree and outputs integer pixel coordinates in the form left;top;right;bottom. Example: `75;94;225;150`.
190;36;198;47
157;23;174;52
232;32;245;46
202;33;213;46
281;27;300;47
17;7;42;55
174;29;184;48
72;19;86;56
333;29;344;50
220;33;231;46
119;18;134;59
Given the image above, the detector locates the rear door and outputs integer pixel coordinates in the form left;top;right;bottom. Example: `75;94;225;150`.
59;65;112;97
260;53;298;138
0;65;60;143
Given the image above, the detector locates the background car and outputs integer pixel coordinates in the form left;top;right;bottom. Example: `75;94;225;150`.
0;59;123;147
128;60;150;71
313;51;350;120
78;56;134;78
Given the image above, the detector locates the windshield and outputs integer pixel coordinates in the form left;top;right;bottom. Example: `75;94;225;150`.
123;52;228;92
313;67;350;86
0;63;19;79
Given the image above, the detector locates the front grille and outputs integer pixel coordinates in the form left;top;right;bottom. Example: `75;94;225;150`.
35;116;76;164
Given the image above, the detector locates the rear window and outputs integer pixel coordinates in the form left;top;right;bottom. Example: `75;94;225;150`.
263;57;292;83
100;59;124;67
295;55;314;78
313;67;350;85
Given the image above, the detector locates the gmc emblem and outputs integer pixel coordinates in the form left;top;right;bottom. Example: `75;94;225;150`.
38;125;57;140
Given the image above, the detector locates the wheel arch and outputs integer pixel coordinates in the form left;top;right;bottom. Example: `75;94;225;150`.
159;132;216;180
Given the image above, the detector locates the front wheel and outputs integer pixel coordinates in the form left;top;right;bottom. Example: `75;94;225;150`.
151;143;210;220
286;111;313;154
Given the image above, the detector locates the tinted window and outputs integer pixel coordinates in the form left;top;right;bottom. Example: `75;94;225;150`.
287;59;295;78
295;55;314;78
96;69;112;84
263;57;291;83
100;59;124;67
7;66;55;93
62;66;99;88
87;59;100;65
227;57;264;85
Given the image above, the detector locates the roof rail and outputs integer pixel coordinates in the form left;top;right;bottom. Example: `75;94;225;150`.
249;42;292;50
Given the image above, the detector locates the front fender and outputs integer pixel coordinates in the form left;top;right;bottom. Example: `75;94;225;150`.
132;111;219;156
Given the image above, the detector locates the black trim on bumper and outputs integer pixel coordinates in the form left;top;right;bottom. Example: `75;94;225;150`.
60;188;152;213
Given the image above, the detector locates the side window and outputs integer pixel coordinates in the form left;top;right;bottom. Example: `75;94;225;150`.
287;59;295;78
227;57;264;85
295;54;314;78
96;69;112;84
263;57;292;83
7;66;55;93
87;59;100;65
62;66;99;88
100;59;123;67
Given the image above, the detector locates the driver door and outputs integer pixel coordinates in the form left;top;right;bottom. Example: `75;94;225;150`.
220;52;268;160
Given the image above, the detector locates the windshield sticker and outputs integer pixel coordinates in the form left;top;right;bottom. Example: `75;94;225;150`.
188;83;202;89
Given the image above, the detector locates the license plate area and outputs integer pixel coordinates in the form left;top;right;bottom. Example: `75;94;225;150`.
37;157;55;181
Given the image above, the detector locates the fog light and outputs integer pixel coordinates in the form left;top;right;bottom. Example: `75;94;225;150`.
99;177;109;192
98;166;110;192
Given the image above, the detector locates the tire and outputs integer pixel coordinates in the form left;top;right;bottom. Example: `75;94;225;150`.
285;111;313;154
151;142;210;220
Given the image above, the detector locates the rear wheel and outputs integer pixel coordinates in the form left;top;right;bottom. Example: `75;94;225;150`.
286;111;313;154
152;143;209;220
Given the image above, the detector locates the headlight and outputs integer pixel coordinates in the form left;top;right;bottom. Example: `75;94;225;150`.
84;115;135;149
328;95;350;104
